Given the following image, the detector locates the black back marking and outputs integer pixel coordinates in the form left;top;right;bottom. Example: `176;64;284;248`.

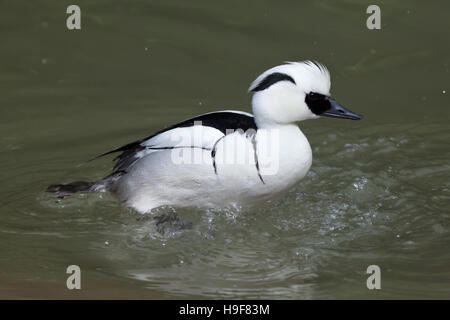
211;136;225;175
250;134;265;184
210;131;265;184
251;72;296;92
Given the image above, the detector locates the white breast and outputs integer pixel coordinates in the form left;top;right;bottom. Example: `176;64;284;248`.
255;125;312;196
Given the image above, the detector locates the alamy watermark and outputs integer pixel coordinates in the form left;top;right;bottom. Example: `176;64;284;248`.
366;265;381;290
366;5;381;30
66;5;381;31
66;265;81;290
66;5;81;30
167;121;280;176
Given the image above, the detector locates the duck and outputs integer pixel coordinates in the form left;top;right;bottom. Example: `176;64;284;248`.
47;61;362;213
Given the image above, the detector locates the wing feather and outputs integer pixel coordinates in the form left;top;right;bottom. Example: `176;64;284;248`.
90;111;257;173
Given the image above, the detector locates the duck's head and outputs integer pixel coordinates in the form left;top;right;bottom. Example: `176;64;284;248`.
249;61;362;128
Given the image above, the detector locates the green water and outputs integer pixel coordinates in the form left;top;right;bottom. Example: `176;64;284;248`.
1;0;449;299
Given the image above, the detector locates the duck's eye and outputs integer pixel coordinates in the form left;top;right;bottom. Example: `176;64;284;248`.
305;92;331;115
307;92;323;100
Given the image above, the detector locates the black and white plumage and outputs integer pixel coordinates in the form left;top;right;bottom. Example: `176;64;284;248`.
92;111;258;174
48;61;362;213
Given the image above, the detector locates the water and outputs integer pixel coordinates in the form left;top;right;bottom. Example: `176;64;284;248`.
1;0;449;299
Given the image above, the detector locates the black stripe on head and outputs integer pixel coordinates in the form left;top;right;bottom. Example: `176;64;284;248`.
251;72;296;92
305;92;332;115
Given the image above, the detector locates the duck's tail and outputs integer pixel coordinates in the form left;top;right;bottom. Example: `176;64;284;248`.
46;172;123;198
46;181;100;197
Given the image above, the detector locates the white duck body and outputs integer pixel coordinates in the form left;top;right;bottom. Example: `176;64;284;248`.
50;61;362;213
112;121;312;212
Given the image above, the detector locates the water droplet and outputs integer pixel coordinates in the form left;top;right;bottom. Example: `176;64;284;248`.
432;224;445;234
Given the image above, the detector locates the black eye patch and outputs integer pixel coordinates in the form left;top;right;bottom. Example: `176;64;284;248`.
305;92;332;115
251;72;296;92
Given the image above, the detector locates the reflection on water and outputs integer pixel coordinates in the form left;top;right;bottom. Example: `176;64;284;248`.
118;122;449;299
0;0;449;299
3;122;447;299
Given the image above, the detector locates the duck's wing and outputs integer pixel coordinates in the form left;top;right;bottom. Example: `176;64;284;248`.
90;110;257;173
